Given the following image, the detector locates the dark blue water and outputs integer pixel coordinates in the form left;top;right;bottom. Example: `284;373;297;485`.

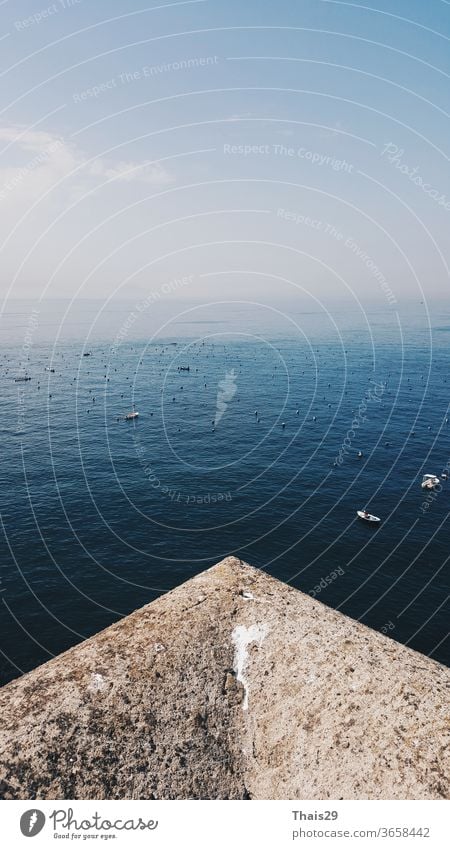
1;299;449;683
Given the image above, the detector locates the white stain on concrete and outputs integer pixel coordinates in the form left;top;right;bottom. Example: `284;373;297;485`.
89;673;106;692
232;623;268;711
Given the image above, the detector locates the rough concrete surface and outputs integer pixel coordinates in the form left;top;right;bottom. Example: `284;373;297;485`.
0;557;449;799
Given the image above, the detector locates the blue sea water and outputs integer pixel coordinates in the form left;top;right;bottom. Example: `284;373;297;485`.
1;298;449;683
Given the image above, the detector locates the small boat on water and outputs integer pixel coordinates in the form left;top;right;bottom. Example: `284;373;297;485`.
357;510;381;523
14;376;31;382
421;474;440;490
125;411;139;420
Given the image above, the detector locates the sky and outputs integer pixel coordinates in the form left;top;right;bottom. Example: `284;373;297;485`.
0;0;449;309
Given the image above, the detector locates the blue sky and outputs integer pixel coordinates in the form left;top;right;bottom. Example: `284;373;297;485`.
0;0;449;307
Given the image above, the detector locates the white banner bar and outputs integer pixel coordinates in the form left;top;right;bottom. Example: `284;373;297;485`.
1;800;447;848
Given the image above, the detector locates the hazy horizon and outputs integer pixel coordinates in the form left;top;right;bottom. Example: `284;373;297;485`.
0;0;449;308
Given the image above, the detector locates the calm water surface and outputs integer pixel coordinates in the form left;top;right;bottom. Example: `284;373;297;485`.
1;299;449;683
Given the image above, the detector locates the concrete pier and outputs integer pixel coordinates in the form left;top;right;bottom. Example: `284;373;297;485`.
0;557;449;799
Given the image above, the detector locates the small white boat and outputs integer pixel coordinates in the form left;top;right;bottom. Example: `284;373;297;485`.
125;411;139;420
421;474;440;490
357;510;381;523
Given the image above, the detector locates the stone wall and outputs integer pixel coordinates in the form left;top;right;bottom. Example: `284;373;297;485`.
0;557;448;799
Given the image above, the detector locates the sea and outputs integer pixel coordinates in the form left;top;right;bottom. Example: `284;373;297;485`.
1;297;449;684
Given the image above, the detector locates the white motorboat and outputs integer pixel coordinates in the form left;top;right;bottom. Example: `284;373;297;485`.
357;510;381;523
421;474;440;490
125;411;139;420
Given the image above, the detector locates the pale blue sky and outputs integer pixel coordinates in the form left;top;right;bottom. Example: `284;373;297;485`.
0;0;449;306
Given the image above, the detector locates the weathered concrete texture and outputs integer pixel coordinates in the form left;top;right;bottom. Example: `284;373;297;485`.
0;557;449;800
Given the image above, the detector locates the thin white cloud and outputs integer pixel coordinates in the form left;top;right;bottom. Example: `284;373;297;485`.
88;157;173;185
0;125;174;210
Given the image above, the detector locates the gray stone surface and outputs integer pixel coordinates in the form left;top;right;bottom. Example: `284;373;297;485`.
0;557;449;799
